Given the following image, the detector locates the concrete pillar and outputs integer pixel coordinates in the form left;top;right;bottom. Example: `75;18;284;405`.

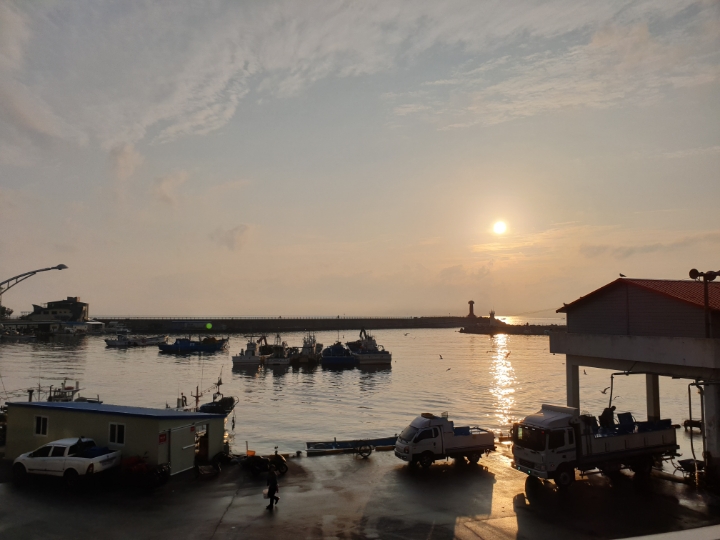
566;361;580;409
703;384;720;480
645;374;660;422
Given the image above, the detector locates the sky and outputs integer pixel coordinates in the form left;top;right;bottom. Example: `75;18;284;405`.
0;1;719;317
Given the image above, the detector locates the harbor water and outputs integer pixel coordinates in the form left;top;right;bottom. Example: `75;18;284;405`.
0;326;703;462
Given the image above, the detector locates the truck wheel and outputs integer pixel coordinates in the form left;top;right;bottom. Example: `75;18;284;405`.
419;452;434;469
277;462;289;475
467;452;481;464
64;468;80;489
12;463;28;486
631;458;653;480
554;466;575;491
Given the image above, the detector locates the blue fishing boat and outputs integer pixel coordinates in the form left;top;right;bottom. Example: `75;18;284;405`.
320;342;355;366
306;436;398;456
158;336;229;354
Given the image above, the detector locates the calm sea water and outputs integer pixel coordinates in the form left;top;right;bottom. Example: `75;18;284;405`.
0;325;703;463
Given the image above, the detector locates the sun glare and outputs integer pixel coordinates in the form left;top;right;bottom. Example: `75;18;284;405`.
493;221;507;234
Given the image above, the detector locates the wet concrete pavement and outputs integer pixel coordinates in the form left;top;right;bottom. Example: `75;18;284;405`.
1;446;720;539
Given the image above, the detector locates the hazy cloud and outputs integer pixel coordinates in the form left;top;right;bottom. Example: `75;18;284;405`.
580;232;720;259
152;171;187;206
663;146;720;159
109;143;143;180
209;224;250;251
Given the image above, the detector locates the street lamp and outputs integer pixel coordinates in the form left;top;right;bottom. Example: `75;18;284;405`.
0;264;68;316
689;268;719;339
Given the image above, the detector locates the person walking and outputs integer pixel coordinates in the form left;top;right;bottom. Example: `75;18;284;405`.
266;464;280;510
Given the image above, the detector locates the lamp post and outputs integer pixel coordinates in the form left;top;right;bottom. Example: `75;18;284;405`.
689;268;719;339
0;264;68;317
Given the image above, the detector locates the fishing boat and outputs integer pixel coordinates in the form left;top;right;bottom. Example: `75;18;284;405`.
321;342;355;366
306;436;398;456
46;379;102;404
105;334;168;348
289;332;323;364
0;328;36;342
198;394;238;415
265;334;290;366
348;328;392;365
158;336;229;354
232;337;266;366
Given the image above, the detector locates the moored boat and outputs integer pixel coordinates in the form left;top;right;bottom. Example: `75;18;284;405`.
265;334;290;366
289;332;323;364
321;341;355;366
159;336;229;354
232;337;266;366
348;328;392;365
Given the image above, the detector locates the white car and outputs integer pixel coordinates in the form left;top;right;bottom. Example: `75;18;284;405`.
13;437;122;486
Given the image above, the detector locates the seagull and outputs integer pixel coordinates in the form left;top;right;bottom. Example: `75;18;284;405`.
439;355;443;359
601;387;611;394
404;333;409;336
446;368;451;371
583;370;587;375
613;396;621;401
505;351;511;358
619;273;626;277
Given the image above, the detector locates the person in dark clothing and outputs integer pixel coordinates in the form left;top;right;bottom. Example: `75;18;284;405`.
266;465;280;510
599;406;616;429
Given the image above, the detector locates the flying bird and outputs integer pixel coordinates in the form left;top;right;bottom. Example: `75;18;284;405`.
601;387;611;394
439;355;443;359
619;273;626;277
583;370;587;375
613;396;621;401
446;368;451;371
404;333;409;336
505;351;511;358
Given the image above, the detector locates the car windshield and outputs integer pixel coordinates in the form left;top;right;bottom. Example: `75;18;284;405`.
399;426;418;443
513;424;546;451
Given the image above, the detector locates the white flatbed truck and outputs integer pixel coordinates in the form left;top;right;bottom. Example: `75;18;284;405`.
395;413;496;468
13;437;122;486
512;404;678;489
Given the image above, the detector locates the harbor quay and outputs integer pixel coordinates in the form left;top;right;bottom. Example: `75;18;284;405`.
1;447;719;540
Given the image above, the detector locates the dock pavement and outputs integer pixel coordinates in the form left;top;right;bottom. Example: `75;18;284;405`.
1;444;719;539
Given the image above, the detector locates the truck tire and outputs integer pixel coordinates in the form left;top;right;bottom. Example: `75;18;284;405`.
554;465;575;491
12;463;28;486
64;468;80;489
631;457;653;480
419;452;434;469
277;462;289;475
467;452;481;464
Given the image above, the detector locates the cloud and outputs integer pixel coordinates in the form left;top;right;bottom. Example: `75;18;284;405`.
209;224;250;251
663;146;720;159
109;143;143;180
580;232;720;259
0;0;712;152
152;171;187;206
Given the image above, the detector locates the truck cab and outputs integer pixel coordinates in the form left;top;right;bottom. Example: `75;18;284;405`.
512;404;578;481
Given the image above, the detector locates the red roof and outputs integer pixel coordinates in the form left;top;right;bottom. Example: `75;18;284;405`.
558;278;720;313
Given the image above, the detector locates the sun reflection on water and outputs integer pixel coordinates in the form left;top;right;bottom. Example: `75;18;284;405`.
489;334;517;428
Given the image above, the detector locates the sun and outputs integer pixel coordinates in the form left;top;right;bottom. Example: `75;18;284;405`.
493;221;507;234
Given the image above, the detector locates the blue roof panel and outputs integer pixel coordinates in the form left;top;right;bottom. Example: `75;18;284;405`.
7;401;225;420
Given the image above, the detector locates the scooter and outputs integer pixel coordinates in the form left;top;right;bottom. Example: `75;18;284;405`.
243;446;288;476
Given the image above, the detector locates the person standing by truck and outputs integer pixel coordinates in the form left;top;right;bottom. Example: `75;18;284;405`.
266;464;280;510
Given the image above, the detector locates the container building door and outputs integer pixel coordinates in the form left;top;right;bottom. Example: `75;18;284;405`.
159;424;197;475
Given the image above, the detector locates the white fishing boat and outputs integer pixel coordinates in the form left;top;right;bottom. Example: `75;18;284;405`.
265;334;291;366
348;329;392;365
105;334;168;348
232;338;266;366
289;332;323;363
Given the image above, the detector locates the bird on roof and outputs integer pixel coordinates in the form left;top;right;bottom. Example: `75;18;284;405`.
601;387;611;394
619;273;626;277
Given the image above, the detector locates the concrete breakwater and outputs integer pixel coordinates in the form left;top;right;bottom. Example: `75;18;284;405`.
94;315;565;335
95;316;472;334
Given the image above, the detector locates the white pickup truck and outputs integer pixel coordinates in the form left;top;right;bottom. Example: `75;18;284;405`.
395;413;496;468
512;404;678;490
13;437;122;486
